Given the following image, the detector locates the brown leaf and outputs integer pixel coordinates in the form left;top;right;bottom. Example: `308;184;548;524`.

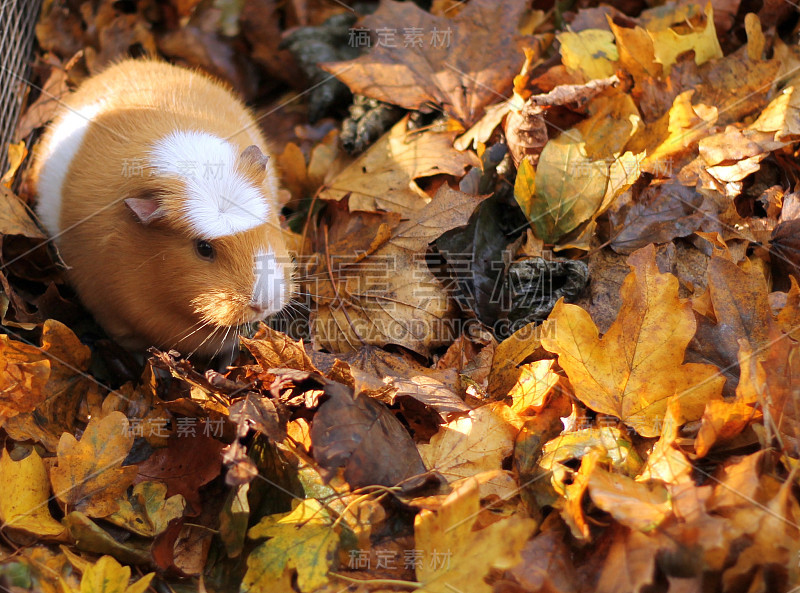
241;324;317;372
310;186;483;354
50;412;138;518
136;429;224;516
319;115;479;215
0;186;46;239
322;0;534;126
310;380;427;489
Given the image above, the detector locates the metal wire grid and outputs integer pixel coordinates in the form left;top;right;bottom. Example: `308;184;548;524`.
0;0;41;176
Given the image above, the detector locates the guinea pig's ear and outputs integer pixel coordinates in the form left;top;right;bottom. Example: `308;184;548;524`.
124;197;166;226
240;145;269;171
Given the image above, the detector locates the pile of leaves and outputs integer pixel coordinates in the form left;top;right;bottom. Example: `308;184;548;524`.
2;0;800;592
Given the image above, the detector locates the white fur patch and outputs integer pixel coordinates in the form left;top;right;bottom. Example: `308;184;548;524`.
252;249;287;315
36;102;104;237
150;131;268;239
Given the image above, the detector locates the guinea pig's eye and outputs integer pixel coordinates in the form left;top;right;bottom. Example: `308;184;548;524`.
194;239;215;261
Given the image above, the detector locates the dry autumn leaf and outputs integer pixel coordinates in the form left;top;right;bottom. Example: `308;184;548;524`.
413;478;536;593
0;448;65;539
310;185;483;354
73;555;154;593
318;115;479;215
542;244;725;436
322;0;534;126
243;499;339;593
50;411;138;518
417;403;519;483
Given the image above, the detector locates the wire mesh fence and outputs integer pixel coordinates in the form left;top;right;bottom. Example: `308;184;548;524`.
0;0;41;176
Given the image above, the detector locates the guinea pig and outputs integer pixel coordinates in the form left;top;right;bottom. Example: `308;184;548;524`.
32;59;295;358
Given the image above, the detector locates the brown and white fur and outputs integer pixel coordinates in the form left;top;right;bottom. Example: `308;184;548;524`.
33;59;294;358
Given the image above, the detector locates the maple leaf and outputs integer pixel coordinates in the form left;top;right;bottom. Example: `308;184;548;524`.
243;499;339;593
322;0;534;126
0;448;65;539
50;411;138;518
413;478;536;593
319;115;479;215
417;403;519;483
542;244;725;437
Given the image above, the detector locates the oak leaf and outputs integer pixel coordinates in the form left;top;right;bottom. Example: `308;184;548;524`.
542;245;725;437
75;555;154;593
50;411;138;518
243;499;339;593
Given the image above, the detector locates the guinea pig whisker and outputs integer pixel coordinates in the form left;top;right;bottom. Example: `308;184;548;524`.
167;317;212;348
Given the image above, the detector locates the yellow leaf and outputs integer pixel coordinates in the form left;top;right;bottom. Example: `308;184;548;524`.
751;85;800;142
587;466;671;532
413;478;536;593
418;403;519;483
558;29;618;80
646;4;723;73
633;91;718;173
319;115;479;215
487;321;545;398
512;156;536;222
575;93;641;159
508;359;559;414
104;481;186;537
244;499;339;593
541;244;724;437
50;412;138;517
0;334;51;420
0;449;65;538
638;398;691;482
1;141;27;188
0;186;45;238
78;555;154;593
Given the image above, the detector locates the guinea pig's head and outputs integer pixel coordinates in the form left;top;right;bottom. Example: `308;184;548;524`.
122;130;294;356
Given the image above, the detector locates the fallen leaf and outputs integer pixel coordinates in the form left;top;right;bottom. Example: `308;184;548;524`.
311;379;426;489
243;499;339;593
319;115;479;215
135;429;224;516
310;186;481;354
0;448;65;539
413;478;536;593
418;403;519;483
322;0;534;126
517;128;609;243
587;466;671;532
558;29;618;80
241;324;317;372
507;359;560;414
76;555;154;593
646;4;723;74
104;481;186;538
542;244;724;436
50;411;138;518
